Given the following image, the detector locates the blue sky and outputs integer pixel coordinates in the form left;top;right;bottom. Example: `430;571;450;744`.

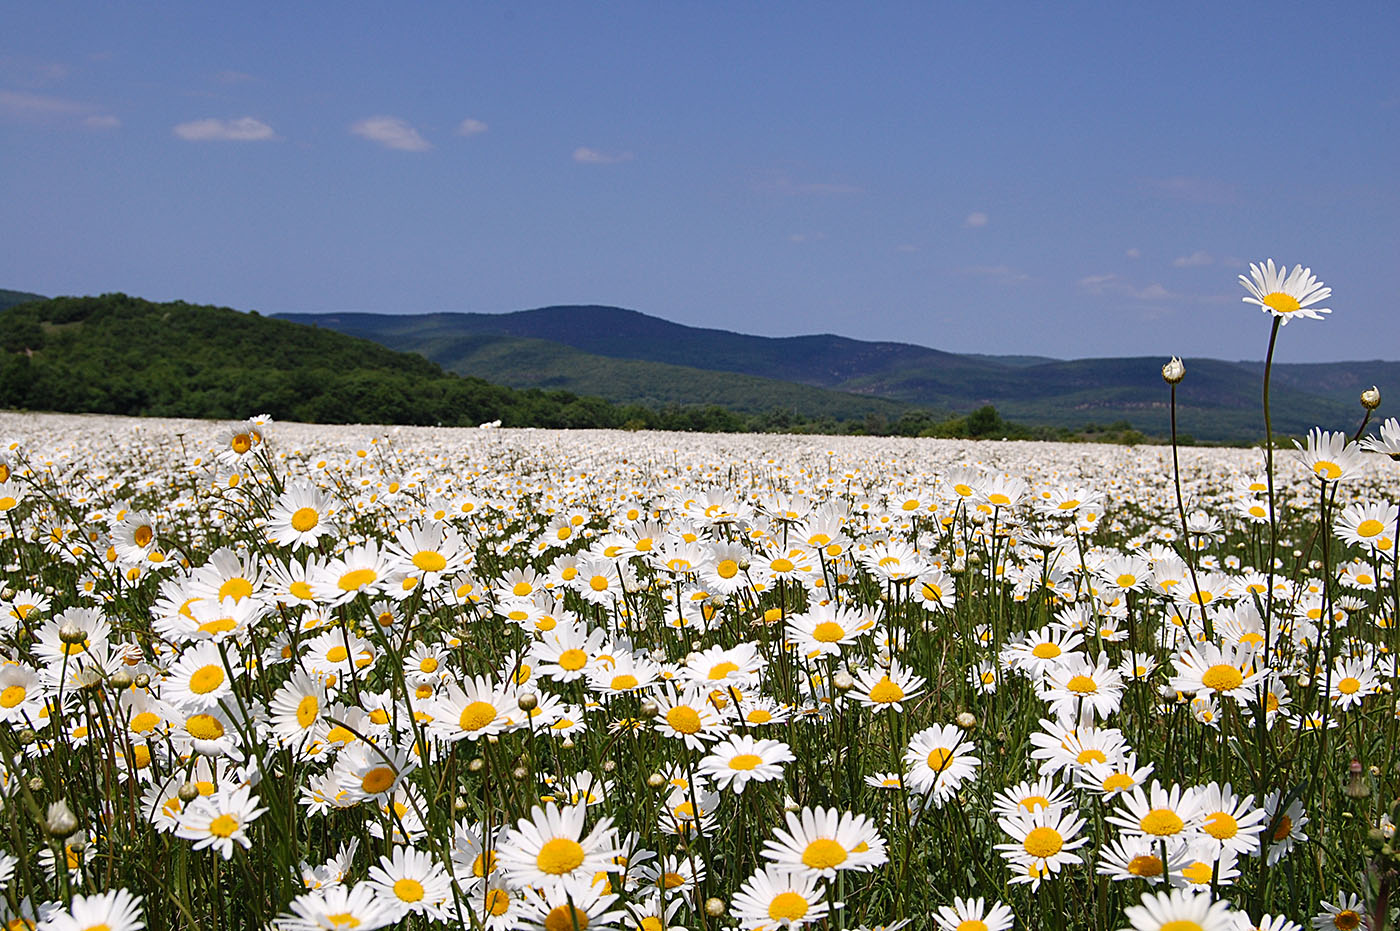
4;2;1397;362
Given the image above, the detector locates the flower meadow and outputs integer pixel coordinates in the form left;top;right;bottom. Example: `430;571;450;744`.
0;265;1398;931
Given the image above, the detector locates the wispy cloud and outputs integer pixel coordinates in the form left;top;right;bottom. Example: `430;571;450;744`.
0;89;119;129
961;264;1028;283
456;118;488;136
1142;175;1240;205
1125;247;1141;259
964;211;989;228
1078;272;1173;300
174;116;276;142
573;146;633;164
1172;250;1214;268
750;172;862;195
351;116;431;151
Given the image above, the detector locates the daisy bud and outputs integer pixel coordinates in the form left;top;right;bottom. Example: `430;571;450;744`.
832;671;855;692
704;898;726;918
516;692;538;712
737;556;751;570
134;673;150;688
486;735;499;745
58;623;87;644
1346;759;1370;799
1362;385;1382;410
454;797;468;812
647;773;666;789
108;670;133;690
16;728;35;746
45;800;79;837
27;777;43;792
511;766;529;781
177;782;200;803
602;760;617;773
561;738;576;750
639;699;660;719
468;757;485;773
956;711;977;729
1162;356;1186;384
784;797;800;813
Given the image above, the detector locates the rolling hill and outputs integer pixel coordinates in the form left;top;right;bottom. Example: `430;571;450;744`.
278;306;1389;443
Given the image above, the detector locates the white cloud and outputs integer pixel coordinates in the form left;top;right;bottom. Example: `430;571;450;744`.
83;114;120;130
1172;250;1214;268
350;116;431;151
1125;247;1141;259
456;118;488;136
174;116;276;141
962;264;1028;283
964;211;989;228
0;89;85;116
1078;272;1174;300
573;146;633;164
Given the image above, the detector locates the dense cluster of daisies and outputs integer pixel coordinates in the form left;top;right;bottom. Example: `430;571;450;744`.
0;265;1396;931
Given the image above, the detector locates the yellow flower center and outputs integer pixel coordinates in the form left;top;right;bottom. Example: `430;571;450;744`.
771;558;794;573
812;621;845;643
1101;773;1135;792
472;850;498;877
1180;860;1213;885
1022;826;1063;858
1273;815;1292;841
1140;808;1185;836
1031;642;1061;659
1335;911;1362;931
729;753;762;771
1203;811;1238;839
231;433;252;454
413;551;447;572
1313;461;1343;481
360;766;396;794
868;677;904;703
291;508;319;532
558;649;588;671
589;575;610;592
1127;854;1163;877
393;878;425;902
338;568;377;591
1261;291;1301;314
802;838;848;870
927;747;953;772
219;577;253;602
459;701;497;732
956;922;989;931
1337;677;1362;695
666;707;702;734
1076;749;1106;765
545;906;589;931
708;661;739;680
186;714;225;741
326;646;349;663
1358;519;1385;537
483;888;510;916
130;711;160;733
1018;795;1051;812
189;665;225;694
1201;664;1243;692
208;813;240;838
0;686;25;708
536;837;586;875
767;892;809;923
610;674;639;691
1065;675;1097;694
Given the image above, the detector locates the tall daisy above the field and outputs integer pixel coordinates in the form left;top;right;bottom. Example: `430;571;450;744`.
37;888;145;931
1239;259;1331;324
697;734;794;793
175;784;266;859
1294;429;1365;484
267;482;336;549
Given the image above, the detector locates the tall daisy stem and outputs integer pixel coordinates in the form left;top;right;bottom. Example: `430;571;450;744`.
1261;316;1283;668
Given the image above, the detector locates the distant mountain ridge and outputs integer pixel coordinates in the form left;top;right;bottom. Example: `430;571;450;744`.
278;305;1396;443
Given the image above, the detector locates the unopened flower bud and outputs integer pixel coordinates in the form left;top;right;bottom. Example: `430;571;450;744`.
639;699;660;719
27;776;44;792
467;757;485;773
177;782;200;803
602;759;617;773
560;737;575;750
511;766;529;781
704;898;726;918
45;800;79;837
1162;356;1185;384
108;670;133;690
516;692;538;712
58;624;87;645
134;673;150;689
647;773;665;789
832;671;855;692
454;796;469;812
956;712;977;729
1361;385;1382;410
